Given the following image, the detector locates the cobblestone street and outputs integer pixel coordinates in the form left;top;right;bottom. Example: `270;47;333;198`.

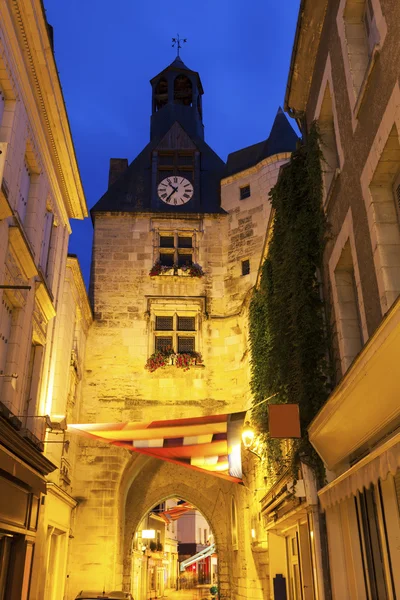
163;586;211;600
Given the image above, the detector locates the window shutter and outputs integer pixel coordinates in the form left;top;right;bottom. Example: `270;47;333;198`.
17;159;31;222
0;296;13;375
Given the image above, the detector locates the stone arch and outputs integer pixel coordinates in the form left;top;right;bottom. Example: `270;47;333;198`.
118;455;237;599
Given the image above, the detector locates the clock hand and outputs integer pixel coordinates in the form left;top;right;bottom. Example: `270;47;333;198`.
165;186;178;201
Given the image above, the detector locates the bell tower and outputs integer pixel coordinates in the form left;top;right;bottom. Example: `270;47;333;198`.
150;56;204;141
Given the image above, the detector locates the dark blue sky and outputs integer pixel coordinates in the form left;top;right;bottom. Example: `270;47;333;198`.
44;0;300;286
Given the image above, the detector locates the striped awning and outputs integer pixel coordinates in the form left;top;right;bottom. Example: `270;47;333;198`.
67;412;246;483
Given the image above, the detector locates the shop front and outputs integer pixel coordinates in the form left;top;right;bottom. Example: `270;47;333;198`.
0;405;55;600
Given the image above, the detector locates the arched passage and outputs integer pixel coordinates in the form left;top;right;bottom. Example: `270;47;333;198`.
118;456;238;599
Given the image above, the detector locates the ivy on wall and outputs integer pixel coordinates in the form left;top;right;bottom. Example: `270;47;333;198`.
249;123;331;480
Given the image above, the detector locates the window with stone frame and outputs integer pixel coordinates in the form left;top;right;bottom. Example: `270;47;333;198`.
158;231;194;267
157;150;195;186
240;184;251;200
154;312;197;355
317;81;341;200
339;0;385;105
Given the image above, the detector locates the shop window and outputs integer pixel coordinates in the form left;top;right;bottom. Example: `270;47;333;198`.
240;185;251;200
355;485;389;599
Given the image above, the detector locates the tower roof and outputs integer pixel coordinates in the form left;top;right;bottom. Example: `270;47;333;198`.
150;57;204;94
224;108;299;178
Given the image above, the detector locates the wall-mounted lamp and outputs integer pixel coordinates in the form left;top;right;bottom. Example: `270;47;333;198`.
241;422;255;449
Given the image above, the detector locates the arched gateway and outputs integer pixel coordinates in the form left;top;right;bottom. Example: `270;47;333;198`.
121;456;236;596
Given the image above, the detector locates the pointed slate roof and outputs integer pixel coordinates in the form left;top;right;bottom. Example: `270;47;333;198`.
224;108;299;178
91;121;225;216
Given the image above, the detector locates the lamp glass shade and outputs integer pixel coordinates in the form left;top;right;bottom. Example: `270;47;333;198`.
242;424;255;449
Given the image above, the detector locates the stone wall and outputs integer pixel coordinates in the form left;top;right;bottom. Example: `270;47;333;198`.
69;152;288;599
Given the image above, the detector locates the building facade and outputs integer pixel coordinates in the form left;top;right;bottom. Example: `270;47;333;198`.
0;1;87;599
67;57;298;600
285;0;400;598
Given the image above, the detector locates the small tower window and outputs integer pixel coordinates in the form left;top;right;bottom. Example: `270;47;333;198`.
174;75;193;107
155;78;168;112
240;185;251;200
241;259;250;276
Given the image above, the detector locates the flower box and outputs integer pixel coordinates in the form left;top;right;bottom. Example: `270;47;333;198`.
145;351;203;372
149;262;205;278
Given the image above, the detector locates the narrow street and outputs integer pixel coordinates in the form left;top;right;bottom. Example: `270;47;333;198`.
163;586;211;600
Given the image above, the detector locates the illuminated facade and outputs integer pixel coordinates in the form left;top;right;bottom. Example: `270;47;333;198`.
0;1;87;598
66;57;298;599
286;0;400;598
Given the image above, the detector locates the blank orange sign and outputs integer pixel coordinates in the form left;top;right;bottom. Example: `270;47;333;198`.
269;404;301;438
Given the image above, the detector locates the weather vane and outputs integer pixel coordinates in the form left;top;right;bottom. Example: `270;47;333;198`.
172;34;187;58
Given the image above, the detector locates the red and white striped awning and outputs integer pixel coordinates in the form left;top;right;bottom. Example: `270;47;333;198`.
68;412;246;484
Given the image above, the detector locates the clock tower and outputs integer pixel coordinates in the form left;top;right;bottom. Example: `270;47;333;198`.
92;57;225;215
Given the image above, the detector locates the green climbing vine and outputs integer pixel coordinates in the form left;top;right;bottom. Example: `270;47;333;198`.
249;122;331;483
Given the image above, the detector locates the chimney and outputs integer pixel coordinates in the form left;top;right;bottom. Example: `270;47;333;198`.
108;158;128;188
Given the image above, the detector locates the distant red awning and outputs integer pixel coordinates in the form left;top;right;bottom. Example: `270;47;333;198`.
158;502;195;522
68;412;246;484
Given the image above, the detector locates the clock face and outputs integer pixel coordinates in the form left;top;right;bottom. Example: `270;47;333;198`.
157;176;194;206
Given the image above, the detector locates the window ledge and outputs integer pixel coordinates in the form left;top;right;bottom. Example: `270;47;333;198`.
353;44;380;119
8;224;38;279
324;167;341;210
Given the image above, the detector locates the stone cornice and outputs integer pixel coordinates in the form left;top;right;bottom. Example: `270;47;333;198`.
47;482;77;508
3;1;87;221
220;152;292;186
0;415;56;476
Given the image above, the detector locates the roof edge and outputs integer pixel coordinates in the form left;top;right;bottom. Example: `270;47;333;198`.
14;0;88;220
284;0;328;115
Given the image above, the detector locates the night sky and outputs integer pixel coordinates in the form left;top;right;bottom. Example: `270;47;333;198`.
44;0;300;286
